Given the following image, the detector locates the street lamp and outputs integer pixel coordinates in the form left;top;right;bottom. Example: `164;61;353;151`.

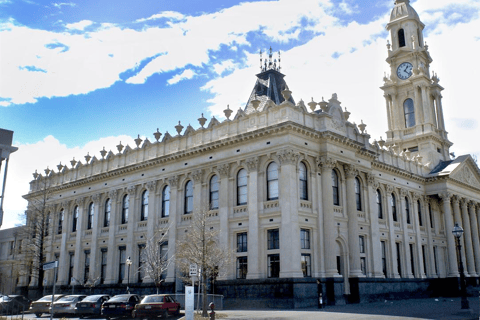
126;256;132;294
452;223;469;309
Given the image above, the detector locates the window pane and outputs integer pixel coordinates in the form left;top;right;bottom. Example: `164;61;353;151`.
268;229;279;250
332;170;339;205
162;186;170;217
185;181;193;214
104;199;111;227
301;254;311;277
355;177;362;211
210;175;219;209
237;169;248;205
299;162;308;200
122;195;129;224
404;98;415;128
141;190;149;221
267;162;279;200
268;254;280;278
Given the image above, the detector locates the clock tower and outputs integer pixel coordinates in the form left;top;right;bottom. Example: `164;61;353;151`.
381;0;452;168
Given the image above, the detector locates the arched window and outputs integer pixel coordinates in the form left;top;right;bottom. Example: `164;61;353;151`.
398;28;406;47
72;206;79;232
404;98;415;128
237;169;247;205
58;209;64;234
185;181;193;214
104;198;111;227
122;195;129;224
299;162;308;200
141;190;149;221
405;197;411;224
377;190;383;219
87;202;94;230
355;177;362;211
266;162;279;201
332;170;339;206
417;200;423;226
162;185;170;217
391;194;397;222
210;175;219;210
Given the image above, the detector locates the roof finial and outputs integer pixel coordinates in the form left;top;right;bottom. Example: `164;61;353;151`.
259;49;263;71
278;50;281;71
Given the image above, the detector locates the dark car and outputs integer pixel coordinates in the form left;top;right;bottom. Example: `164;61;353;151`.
0;295;32;314
133;294;180;319
101;294;140;319
50;295;87;316
29;294;65;318
75;294;111;317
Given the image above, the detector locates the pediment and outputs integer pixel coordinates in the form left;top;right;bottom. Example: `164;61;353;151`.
449;157;480;189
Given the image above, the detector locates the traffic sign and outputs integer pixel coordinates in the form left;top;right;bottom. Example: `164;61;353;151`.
42;261;58;270
189;264;197;276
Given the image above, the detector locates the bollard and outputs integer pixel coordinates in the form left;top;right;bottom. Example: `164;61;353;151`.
319;293;324;309
209;302;215;320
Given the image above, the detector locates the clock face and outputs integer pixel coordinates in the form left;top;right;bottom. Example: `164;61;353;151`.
397;62;413;80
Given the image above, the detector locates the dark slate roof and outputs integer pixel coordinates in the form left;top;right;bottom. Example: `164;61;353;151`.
244;68;295;113
429;155;469;175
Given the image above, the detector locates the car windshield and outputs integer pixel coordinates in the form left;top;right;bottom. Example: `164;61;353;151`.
57;296;77;302
142;296;164;303
108;296;129;302
81;295;103;302
38;296;54;302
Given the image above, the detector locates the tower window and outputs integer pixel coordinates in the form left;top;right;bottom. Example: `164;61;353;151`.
398;29;406;47
404;98;415;128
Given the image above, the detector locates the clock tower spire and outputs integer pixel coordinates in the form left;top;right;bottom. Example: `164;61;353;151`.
381;0;452;168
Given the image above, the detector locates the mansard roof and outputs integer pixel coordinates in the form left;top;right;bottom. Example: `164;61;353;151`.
430;155;480;190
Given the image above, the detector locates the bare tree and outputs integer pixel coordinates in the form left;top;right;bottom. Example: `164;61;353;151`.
141;224;172;294
84;276;101;294
19;170;53;295
175;207;233;317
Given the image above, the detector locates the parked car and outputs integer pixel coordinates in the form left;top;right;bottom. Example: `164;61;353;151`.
50;295;87;316
0;295;32;314
133;294;180;319
101;294;141;319
74;294;111;317
29;294;65;318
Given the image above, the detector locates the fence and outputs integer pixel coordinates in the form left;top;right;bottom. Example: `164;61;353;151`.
173;294;223;310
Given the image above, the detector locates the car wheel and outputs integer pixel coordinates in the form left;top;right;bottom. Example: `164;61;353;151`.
174;307;180;316
35;313;42;318
162;310;168;318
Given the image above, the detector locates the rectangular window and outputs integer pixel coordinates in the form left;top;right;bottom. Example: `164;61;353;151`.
433;246;438;274
381;241;387;277
396;242;402;277
138;244;145;283
236;256;247;279
429;204;434;229
68;252;74;285
336;256;342;275
84;250;90;283
360;257;366;275
301;254;311;277
54;253;60;280
359;235;365;253
267;229;279;250
301;229;310;249
9;241;14;255
268;254;280;278
421;245;427;276
100;249;107;284
118;247;126;283
237;233;247;253
409;244;415;276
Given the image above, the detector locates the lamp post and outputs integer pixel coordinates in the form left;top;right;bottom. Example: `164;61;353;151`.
126;256;132;294
452;223;469;309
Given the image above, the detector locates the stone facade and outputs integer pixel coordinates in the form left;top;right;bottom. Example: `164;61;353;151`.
15;0;480;307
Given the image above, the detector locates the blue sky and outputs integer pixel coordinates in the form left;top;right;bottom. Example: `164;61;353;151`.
1;0;480;228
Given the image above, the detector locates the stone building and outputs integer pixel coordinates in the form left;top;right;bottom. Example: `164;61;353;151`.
20;0;480;307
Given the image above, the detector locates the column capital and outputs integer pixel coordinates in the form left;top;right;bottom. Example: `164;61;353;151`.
146;180;157;192
168;175;179;188
217;163;230;178
277;148;299;165
451;195;460;205
468;201;477;209
438;192;452;202
91;193;101;204
385;184;394;194
192;169;204;183
246;156;259;172
108;189;118;201
400;188;408;197
127;185;137;196
412;193;421;201
316;156;337;172
460;197;469;208
343;164;357;178
366;173;380;189
75;197;85;206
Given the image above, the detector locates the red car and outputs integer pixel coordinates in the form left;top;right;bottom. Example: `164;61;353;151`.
132;294;180;319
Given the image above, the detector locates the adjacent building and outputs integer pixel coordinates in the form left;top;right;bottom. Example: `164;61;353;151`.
19;0;480;307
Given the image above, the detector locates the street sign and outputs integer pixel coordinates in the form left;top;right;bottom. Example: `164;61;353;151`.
189;264;197;276
43;260;58;270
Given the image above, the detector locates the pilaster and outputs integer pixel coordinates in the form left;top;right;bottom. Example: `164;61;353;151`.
461;199;476;276
366;174;384;278
105;189;118;284
439;193;459;277
344;164;362;277
468;202;480;275
246;157;261;279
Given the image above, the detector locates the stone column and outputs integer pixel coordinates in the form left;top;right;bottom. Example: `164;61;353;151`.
192;169;204;210
167;176;179;284
461;199;476;276
412;194;425;278
89;193;101;281
439;193;458;277
385;186;399;278
366;174;383;278
468;202;480;274
384;95;393;132
318;157;339;277
124;185;137;283
105;190;118;284
424;197;436;277
420;85;432;125
400;190;413;278
246;157;261;279
70;200;84;285
452;196;468;275
218;163;230;279
143;181;158;284
315;166;325;277
344;164;362;277
278;149;303;278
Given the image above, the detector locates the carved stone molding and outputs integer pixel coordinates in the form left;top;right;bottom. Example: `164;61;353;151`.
343;164;357;178
74;197;85;207
385;184;394;194
192;169;204;183
451;195;460;205
277;148;299;165
127;185;137;195
412;193;421;201
108;190;118;200
451;166;480;189
366;173;379;189
460;198;468;208
169;176;179;188
246;157;259;172
423;195;432;204
146;181;157;192
317;156;337;172
438;192;452;202
92;193;101;203
400;188;408;197
217;163;230;178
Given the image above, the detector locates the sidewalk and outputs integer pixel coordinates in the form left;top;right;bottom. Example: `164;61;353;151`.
199;297;480;320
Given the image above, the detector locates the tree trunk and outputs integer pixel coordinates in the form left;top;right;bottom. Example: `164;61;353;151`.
202;272;208;317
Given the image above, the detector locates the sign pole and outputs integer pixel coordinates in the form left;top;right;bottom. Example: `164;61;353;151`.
50;262;57;320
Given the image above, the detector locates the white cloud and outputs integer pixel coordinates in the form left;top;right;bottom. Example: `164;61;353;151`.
65;20;93;30
167;69;197;85
53;2;75;9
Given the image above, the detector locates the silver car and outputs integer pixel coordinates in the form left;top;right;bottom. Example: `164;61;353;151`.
29;295;65;318
50;295;86;316
75;294;110;317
